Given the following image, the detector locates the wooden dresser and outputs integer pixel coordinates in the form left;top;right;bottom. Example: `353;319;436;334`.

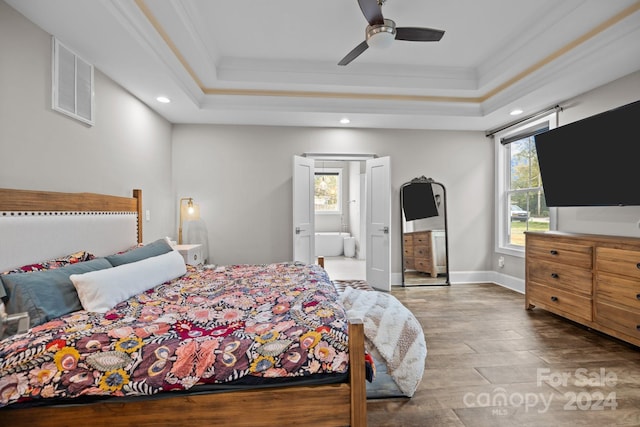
526;231;640;347
403;230;446;277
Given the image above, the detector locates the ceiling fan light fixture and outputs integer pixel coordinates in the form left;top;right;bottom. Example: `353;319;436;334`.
366;19;396;48
338;2;444;66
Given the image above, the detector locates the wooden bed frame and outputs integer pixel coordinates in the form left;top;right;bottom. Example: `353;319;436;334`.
0;188;367;427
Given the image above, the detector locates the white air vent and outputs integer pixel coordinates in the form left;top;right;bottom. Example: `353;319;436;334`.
52;38;94;125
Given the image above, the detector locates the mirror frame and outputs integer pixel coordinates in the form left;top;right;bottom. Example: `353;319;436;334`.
400;176;450;286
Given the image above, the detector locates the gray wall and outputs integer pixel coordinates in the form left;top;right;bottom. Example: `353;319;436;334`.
172;125;493;278
0;1;175;243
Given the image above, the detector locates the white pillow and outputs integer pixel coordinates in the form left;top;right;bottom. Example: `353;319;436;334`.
70;250;186;313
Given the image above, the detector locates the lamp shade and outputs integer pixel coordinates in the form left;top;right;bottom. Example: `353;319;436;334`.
180;202;200;221
179;197;200;244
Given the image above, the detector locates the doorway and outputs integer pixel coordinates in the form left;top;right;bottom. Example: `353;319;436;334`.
314;159;366;281
293;154;391;291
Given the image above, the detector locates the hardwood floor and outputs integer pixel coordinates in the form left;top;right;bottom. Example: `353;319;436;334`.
366;283;640;427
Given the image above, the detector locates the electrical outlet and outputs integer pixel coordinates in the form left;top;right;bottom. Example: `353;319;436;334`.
498;256;505;268
146;210;151;221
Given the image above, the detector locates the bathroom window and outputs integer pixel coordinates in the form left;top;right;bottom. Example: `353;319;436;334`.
314;169;342;213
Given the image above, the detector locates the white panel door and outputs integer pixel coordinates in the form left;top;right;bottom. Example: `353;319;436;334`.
366;156;391;291
292;155;315;264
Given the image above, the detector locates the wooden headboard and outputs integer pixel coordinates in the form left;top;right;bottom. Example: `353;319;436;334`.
0;188;142;271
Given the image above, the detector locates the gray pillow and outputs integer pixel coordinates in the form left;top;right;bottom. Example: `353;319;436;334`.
0;279;6;302
1;258;113;329
105;238;173;267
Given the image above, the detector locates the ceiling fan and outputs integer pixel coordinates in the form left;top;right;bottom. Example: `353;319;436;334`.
338;0;445;66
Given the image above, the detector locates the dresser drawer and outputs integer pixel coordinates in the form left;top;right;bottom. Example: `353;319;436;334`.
404;257;415;270
413;234;431;246
414;245;431;258
414;258;433;273
596;272;640;310
413;232;431;245
403;234;414;258
528;259;592;295
528;282;592;321
594;300;640;341
527;237;592;269
597;247;640;280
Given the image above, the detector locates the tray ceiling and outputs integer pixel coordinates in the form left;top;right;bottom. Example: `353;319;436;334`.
6;0;640;130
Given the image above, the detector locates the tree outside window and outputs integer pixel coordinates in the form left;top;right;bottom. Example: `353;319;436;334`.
315;170;341;213
507;136;549;246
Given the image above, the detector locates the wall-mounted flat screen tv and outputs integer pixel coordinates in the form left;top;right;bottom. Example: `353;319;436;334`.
534;99;640;207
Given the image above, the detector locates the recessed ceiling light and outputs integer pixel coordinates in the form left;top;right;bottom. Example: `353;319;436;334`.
510;108;523;116
156;96;171;103
340;117;350;124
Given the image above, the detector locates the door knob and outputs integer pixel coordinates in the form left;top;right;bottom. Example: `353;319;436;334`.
382;226;389;234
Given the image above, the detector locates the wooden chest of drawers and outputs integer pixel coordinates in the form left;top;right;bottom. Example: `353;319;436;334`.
403;230;446;277
526;232;640;347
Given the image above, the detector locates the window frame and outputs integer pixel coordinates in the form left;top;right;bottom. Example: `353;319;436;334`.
314;168;343;215
495;113;557;257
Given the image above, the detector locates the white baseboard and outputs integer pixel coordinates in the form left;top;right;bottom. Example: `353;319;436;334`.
449;271;524;294
392;271;524;294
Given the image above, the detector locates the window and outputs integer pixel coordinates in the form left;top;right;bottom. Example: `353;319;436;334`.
496;114;556;256
314;169;341;213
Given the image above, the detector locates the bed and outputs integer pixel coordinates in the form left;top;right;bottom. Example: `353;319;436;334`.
0;188;366;427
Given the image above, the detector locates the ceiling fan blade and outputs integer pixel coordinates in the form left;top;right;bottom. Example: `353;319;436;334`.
357;0;384;25
395;27;445;42
338;40;369;66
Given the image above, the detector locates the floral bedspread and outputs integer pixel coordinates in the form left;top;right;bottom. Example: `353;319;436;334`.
0;262;350;408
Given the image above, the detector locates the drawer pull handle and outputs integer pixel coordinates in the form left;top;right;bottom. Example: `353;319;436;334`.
550;296;558;302
550;250;559;256
637;263;640;270
637;294;640;301
550;273;559;279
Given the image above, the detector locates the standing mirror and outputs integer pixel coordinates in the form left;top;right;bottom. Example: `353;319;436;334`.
400;176;450;286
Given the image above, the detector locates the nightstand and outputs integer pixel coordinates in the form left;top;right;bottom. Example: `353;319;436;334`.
1;312;30;337
174;244;204;266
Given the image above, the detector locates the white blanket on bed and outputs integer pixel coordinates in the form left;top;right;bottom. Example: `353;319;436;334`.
339;286;427;397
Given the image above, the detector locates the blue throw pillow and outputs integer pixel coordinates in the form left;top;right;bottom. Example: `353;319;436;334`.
105;238;173;267
1;258;113;330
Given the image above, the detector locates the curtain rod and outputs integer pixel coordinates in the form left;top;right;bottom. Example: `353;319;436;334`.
485;104;563;138
302;153;377;161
